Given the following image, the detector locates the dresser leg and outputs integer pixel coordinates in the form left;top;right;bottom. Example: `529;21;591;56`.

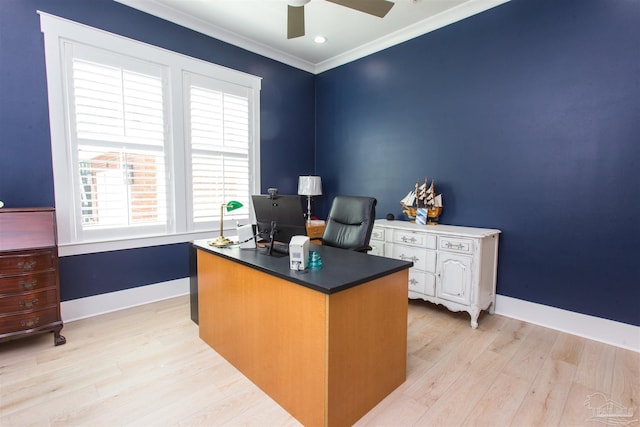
469;308;479;329
53;328;66;346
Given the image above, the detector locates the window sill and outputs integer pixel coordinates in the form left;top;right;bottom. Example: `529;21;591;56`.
58;230;232;257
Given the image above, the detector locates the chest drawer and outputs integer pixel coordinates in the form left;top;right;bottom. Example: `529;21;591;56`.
369;241;384;257
0;307;61;335
392;245;436;272
392;230;436;248
408;269;435;296
370;227;385;241
0;271;57;294
439;236;474;254
0;288;59;314
0;251;55;275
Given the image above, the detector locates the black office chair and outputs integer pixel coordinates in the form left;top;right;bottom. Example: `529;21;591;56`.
321;196;377;253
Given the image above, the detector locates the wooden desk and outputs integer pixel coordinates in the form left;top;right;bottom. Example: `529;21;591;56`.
194;241;412;427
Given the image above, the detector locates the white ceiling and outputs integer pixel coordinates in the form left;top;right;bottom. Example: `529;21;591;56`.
115;0;510;74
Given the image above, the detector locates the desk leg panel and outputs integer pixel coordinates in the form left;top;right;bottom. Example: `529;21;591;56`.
197;250;327;427
327;270;409;427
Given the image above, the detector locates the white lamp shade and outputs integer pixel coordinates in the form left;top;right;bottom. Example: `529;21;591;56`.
298;176;322;196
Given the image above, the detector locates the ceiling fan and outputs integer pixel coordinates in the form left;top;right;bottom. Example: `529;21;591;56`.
287;0;395;39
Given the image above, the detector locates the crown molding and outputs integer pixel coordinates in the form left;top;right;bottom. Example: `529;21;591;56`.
114;0;317;73
115;0;510;75
313;0;510;73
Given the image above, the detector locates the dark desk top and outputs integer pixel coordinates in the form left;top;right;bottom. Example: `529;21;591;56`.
193;240;412;295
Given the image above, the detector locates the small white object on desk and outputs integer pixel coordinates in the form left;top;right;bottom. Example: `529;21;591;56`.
289;235;310;270
237;223;256;249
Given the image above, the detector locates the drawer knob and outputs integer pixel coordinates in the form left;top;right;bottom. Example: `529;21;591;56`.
18;261;37;270
19;279;38;289
20;298;39;308
401;236;417;243
20;317;40;328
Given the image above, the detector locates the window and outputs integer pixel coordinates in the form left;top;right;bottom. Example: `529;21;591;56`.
185;74;251;228
40;13;261;255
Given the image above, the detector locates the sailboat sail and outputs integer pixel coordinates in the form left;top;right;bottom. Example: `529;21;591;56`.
400;190;415;206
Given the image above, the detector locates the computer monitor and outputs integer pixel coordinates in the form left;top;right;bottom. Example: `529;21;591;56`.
251;194;307;256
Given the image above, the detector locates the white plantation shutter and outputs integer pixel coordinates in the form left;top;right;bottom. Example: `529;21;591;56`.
70;55;168;236
187;75;250;228
41;14;261;251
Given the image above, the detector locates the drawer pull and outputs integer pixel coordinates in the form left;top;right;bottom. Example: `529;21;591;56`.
409;278;419;285
20;298;39;308
401;236;417;243
444;242;465;250
399;254;418;263
20;317;40;328
18;261;37;270
19;279;38;289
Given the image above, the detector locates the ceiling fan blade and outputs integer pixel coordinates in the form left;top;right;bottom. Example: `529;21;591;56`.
326;0;394;18
287;5;305;39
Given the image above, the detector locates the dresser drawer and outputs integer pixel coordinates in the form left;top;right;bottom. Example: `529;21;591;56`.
0;251;55;275
408;269;435;296
370;227;385;242
369;242;384;257
392;245;436;272
0;288;59;314
0;307;60;335
0;271;57;294
439;236;474;254
392;230;436;249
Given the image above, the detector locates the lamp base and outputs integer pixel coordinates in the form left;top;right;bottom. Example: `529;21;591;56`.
209;236;233;247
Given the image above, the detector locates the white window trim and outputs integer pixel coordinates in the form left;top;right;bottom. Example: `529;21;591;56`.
39;12;261;256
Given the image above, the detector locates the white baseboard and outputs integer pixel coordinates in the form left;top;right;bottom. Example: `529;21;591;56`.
495;295;639;352
60;282;639;352
60;278;190;323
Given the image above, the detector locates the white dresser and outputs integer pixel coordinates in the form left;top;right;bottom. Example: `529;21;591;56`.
370;219;500;328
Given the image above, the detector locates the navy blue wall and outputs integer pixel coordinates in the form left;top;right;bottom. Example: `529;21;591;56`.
0;0;315;300
315;0;640;325
2;0;638;327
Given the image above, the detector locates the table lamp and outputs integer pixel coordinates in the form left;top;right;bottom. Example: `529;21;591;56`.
209;200;243;247
298;175;322;222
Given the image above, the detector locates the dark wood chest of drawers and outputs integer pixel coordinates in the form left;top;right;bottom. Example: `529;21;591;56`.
0;208;66;346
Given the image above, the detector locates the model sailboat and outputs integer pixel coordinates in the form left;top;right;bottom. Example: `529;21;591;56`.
400;178;443;224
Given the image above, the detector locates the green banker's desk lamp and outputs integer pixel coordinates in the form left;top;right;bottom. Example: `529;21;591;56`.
209;200;243;247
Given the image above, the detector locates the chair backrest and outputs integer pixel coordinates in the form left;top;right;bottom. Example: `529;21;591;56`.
322;196;377;252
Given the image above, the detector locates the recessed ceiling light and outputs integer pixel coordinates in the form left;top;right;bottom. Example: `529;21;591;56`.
314;35;327;44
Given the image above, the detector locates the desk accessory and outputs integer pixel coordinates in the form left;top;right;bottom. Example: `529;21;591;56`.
210;200;244;247
308;250;323;270
289;235;309;270
237;223;256;249
298;175;322;222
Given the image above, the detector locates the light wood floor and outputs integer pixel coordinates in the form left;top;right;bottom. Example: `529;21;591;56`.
1;296;637;426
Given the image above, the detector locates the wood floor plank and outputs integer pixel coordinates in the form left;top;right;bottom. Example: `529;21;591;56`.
1;295;637;427
462;371;531;427
511;358;577;426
